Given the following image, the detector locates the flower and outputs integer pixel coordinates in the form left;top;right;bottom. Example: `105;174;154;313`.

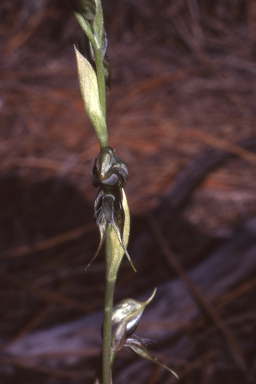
111;289;157;352
87;147;135;271
110;289;178;378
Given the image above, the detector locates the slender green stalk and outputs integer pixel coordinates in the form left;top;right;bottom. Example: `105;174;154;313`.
102;191;130;384
92;40;106;120
102;227;116;384
72;4;132;383
91;0;106;119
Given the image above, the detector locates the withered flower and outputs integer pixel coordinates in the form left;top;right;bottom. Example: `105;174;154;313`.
87;147;135;270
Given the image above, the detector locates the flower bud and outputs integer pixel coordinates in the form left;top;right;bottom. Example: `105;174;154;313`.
68;0;96;21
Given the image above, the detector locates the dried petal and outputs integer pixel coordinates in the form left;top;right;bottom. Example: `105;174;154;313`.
85;188;106;269
104;54;111;91
124;335;178;379
101;30;111;90
101;29;108;59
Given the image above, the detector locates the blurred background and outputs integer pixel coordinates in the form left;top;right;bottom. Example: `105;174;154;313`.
0;0;256;383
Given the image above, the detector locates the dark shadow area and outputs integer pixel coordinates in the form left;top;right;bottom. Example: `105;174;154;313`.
0;153;256;383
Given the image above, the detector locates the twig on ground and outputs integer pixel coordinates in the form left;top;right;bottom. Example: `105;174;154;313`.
147;215;248;374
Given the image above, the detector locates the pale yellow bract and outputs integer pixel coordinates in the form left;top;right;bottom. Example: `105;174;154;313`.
74;45;108;148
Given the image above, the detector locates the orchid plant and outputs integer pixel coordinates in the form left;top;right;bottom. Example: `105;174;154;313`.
68;1;178;383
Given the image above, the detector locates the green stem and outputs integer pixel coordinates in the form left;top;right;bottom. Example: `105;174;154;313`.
102;191;130;384
91;0;106;120
74;12;95;44
93;41;106;120
102;227;116;384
